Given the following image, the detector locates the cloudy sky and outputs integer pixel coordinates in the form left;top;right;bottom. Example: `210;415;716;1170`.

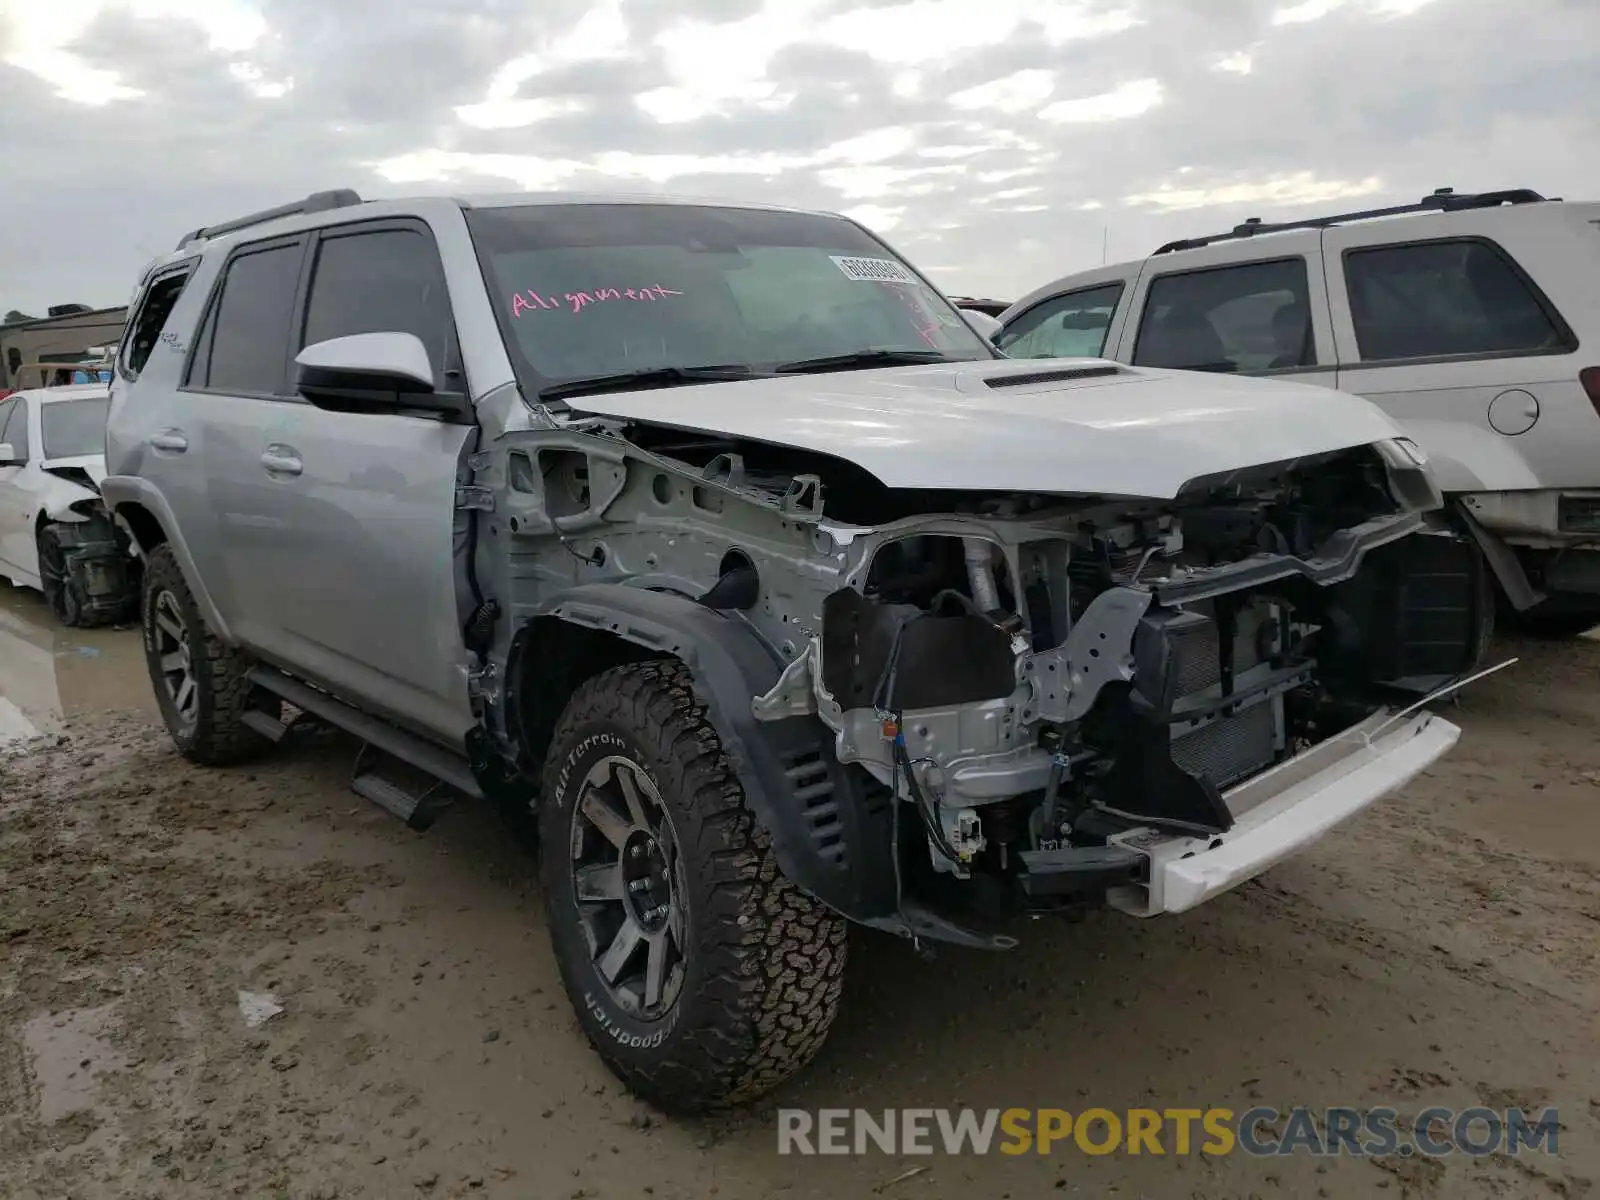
1;0;1596;315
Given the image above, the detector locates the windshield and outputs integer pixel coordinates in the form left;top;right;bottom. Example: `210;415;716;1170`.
40;397;109;459
465;203;993;396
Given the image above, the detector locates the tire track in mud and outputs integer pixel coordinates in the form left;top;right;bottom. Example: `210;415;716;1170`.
0;636;1596;1199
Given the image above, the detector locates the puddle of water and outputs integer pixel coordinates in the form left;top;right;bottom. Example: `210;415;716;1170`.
0;585;156;747
21;1003;130;1122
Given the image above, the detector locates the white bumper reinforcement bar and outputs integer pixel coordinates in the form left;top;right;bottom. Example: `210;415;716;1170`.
1107;708;1461;917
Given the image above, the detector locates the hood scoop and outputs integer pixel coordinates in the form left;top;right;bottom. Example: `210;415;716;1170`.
985;364;1126;388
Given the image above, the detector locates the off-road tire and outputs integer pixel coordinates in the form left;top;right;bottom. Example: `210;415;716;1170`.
538;660;849;1114
140;543;266;765
36;524;90;628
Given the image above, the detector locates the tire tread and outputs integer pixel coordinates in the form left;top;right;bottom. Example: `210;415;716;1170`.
540;660;848;1113
141;544;264;766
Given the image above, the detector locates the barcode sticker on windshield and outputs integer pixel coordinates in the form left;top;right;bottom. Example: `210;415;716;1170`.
831;255;915;284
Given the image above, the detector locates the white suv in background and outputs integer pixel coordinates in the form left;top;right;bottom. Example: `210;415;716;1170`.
996;187;1600;636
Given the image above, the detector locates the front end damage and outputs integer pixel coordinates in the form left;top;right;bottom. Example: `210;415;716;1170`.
46;515;139;624
41;468;140;626
483;420;1483;946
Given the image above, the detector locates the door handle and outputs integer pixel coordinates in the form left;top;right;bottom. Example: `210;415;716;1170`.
260;445;303;476
148;429;188;452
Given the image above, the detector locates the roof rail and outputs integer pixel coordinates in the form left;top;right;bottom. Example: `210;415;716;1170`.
1151;187;1554;255
174;188;365;250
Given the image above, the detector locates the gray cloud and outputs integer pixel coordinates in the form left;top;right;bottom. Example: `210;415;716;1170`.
0;0;1595;314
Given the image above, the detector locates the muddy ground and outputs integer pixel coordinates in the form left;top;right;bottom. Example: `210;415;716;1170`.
1;584;1597;1199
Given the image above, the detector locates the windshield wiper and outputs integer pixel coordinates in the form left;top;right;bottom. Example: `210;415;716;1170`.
538;364;769;401
773;348;955;374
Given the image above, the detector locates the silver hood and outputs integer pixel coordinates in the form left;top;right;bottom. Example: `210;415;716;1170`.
568;359;1406;499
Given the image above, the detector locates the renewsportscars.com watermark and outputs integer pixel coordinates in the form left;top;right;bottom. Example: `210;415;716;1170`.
777;1106;1560;1158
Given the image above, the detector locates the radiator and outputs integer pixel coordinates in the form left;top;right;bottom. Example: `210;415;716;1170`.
1164;608;1280;789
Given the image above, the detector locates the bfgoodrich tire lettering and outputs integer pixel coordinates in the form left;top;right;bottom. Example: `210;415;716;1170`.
139;543;266;766
538;660;849;1114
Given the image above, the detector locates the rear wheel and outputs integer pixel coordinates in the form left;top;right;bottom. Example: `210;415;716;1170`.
1500;591;1600;640
140;543;266;765
538;660;848;1114
1504;603;1600;639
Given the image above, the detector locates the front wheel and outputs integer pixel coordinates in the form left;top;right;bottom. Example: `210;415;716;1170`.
139;543;266;765
36;524;88;627
538;661;849;1114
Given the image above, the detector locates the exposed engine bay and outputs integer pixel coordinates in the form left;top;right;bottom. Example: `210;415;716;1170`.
483;417;1485;934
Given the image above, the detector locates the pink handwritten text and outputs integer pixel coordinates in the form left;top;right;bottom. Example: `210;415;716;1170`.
887;283;941;350
511;285;684;318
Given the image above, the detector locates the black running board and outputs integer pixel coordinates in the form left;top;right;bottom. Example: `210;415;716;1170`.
247;665;483;806
350;743;456;831
241;705;304;744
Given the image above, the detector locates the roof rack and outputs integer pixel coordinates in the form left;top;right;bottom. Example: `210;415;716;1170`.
1151;187;1556;255
174;188;364;250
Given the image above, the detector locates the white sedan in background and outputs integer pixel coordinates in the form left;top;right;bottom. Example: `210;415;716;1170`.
0;385;138;627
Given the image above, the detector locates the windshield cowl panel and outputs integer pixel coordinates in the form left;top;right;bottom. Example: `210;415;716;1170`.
465;203;994;404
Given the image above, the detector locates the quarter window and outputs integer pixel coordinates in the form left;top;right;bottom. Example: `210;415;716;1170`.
996;283;1124;359
190;241;303;394
121;268;193;377
1343;239;1570;361
301;227;454;385
1133;258;1315;373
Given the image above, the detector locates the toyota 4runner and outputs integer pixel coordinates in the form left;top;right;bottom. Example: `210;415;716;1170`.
103;189;1486;1113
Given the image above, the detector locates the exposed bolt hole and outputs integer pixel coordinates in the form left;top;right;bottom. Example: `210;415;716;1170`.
651;474;673;504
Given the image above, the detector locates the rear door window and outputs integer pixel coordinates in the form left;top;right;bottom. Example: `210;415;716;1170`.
997;283;1124;359
1342;239;1573;362
187;240;304;395
1132;258;1316;373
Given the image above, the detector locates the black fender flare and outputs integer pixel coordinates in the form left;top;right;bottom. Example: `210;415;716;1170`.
524;583;901;926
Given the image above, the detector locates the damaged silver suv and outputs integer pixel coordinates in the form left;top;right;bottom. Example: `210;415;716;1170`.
102;190;1488;1113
